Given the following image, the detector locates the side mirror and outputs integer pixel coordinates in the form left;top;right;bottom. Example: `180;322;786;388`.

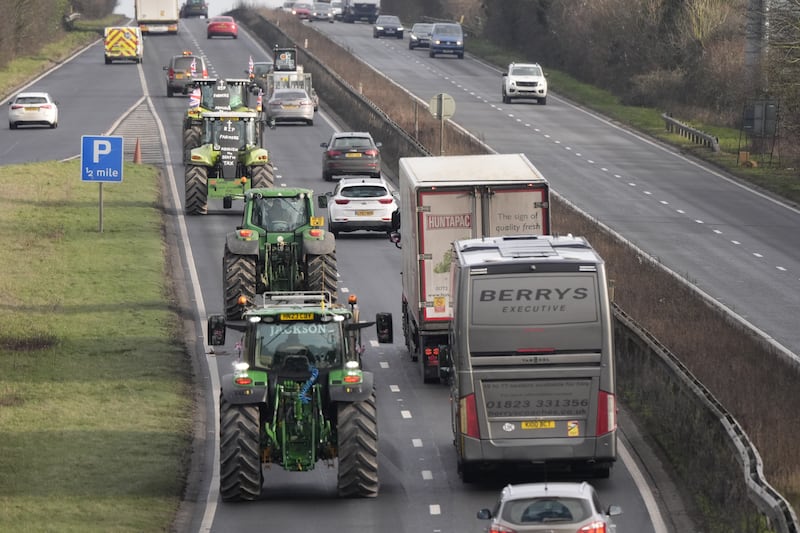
320;142;329;148
376;313;393;343
317;195;328;209
207;314;226;345
162;65;168;70
268;118;277;130
502;72;508;77
388;231;401;249
375;141;383;148
477;509;492;520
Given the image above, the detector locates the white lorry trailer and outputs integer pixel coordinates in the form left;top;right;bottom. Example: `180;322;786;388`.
390;153;551;382
446;234;617;480
136;0;180;34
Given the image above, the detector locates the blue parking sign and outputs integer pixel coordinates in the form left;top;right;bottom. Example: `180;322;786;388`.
81;135;123;183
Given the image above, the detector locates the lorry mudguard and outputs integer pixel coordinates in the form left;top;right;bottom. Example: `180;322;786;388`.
302;231;335;256
225;232;260;256
329;371;374;402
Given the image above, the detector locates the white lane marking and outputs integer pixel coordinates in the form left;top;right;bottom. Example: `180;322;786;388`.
422;470;433;480
429;504;441;515
401;410;412;419
618;439;669;533
389;385;400;392
412;438;423;447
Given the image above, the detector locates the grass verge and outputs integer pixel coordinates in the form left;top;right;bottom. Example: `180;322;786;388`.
0;160;189;533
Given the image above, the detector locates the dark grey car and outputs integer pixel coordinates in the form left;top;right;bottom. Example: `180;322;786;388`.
373;15;404;39
408;22;433;49
321;131;382;181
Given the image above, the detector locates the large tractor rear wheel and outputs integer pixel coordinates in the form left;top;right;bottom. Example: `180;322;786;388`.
223;247;257;321
219;394;263;501
183;125;201;163
185;165;209;215
250;163;274;189
337;391;379;498
306;253;338;302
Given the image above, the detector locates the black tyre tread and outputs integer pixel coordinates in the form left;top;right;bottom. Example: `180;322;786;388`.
250;163;274;189
223;249;257;321
337;391;379;497
183;125;201;163
306;253;338;303
185;165;208;215
219;394;263;501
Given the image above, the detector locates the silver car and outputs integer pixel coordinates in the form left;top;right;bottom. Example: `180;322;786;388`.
266;88;315;126
477;482;622;532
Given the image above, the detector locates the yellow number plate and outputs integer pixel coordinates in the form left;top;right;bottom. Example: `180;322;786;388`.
279;312;314;321
345;152;362;158
355;210;374;216
310;216;324;227
521;420;555;430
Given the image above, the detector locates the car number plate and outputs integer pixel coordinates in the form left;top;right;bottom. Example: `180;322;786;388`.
24;107;38;111
175;73;184;79
355;210;374;216
345;153;362;158
283;104;299;109
521;420;555;430
280;312;314;321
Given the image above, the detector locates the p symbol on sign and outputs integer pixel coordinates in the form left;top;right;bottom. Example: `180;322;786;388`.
93;140;112;163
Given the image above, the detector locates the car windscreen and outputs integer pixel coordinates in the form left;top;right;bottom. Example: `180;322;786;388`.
332;137;372;149
173;57;199;71
434;24;461;35
16;96;48;104
512;66;542;76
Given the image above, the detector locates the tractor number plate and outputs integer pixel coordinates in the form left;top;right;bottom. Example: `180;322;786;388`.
521;420;555;430
280;312;314;321
310;216;324;227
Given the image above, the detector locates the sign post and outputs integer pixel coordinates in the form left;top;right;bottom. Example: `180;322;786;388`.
429;93;455;156
81;135;124;233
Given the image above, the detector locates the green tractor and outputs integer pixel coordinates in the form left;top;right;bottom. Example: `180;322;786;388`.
206;291;394;501
223;187;337;321
183;78;262;163
184;111;275;215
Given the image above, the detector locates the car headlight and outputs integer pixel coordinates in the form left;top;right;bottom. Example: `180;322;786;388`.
376;25;384;30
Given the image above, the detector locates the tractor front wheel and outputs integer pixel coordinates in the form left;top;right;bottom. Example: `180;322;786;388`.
224;247;258;321
185;165;209;215
219;394;263;501
250;163;274;189
337;391;379;498
306;253;338;302
183;125;201;163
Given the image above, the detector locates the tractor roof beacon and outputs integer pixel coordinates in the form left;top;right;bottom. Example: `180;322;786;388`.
184;111;275;215
207;291;394;501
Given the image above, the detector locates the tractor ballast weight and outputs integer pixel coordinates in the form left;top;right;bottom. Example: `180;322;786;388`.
182;78;264;163
223;187;337;320
184;111;275;215
207;291;394;501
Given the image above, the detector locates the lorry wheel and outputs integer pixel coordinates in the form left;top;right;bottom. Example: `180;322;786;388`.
337;391;379;498
185;165;208;215
250;163;274;189
223;248;257;321
219;394;263;501
306;253;338;302
183;125;201;163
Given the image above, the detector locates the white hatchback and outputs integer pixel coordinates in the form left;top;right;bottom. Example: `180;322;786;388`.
322;176;398;236
8;92;59;129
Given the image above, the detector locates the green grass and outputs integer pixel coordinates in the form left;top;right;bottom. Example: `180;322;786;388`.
0;160;189;533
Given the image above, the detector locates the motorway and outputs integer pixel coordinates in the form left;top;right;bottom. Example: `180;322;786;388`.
1;15;673;533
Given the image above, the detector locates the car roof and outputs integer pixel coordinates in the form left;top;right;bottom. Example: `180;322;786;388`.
501;482;594;501
332;131;373;138
15;91;52;99
338;175;388;185
211;16;234;21
510;62;541;68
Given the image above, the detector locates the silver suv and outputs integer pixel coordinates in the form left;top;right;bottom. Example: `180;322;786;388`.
501;62;547;105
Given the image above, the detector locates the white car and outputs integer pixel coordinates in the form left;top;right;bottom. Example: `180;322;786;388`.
502;62;548;105
8;91;59;129
322;176;398;236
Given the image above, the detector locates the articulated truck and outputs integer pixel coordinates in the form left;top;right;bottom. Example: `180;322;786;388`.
446;234;617;481
389;153;551;382
136;0;180;34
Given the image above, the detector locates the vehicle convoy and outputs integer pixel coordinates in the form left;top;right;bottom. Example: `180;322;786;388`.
184;111;274;215
502;62;548;105
182;78;262;162
223;188;337;321
388;153;550;382
103;26;143;64
264;46;319;111
446;234;617;481
342;0;380;23
206;291;394;501
135;0;180;34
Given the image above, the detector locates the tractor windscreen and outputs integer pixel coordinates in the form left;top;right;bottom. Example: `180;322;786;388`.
251;195;309;232
255;322;343;370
